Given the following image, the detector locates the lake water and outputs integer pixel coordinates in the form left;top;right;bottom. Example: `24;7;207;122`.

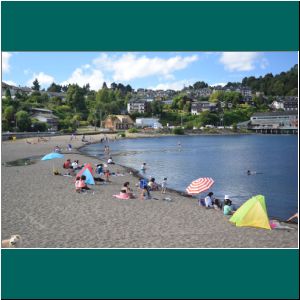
82;135;298;220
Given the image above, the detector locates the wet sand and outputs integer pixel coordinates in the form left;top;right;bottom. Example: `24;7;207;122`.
1;135;298;248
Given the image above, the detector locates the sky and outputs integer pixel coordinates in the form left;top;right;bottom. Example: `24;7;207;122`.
2;51;298;91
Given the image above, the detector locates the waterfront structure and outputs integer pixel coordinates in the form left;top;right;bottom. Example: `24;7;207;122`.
103;115;134;131
249;111;298;134
31;108;59;131
191;101;217;115
127;99;150;114
135;118;163;129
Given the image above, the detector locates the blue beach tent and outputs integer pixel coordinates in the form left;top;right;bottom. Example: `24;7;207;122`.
82;168;95;185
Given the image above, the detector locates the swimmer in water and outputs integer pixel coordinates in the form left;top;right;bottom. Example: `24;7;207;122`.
247;170;251;175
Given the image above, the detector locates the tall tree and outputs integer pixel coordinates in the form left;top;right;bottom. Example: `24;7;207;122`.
66;84;86;112
47;82;62;93
32;78;40;91
5;88;11;99
193;81;208;89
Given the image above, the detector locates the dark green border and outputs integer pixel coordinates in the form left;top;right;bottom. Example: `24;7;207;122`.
1;1;299;299
1;1;299;51
2;249;299;299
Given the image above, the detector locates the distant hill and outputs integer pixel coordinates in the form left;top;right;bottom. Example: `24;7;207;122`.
241;64;298;96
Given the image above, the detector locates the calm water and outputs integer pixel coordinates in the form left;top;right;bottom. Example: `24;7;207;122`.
82;135;298;220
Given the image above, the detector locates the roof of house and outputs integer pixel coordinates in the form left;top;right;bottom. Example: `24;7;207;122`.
252;111;298;117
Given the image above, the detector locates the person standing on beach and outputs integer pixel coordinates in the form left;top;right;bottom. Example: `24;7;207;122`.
141;163;147;172
161;178;167;194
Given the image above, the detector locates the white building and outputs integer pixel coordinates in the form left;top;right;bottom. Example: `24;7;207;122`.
127;99;149;114
135;118;163;129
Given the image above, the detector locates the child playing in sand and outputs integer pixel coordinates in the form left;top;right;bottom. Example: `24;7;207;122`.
161;178;167;194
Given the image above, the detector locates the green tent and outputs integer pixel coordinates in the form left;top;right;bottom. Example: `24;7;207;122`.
230;195;271;230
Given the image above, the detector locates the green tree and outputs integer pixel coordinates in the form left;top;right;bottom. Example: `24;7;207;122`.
32;78;40;91
209;90;225;103
66;84;86;112
193;81;208;89
31;119;48;132
47;82;62;92
150;101;163;115
3;106;15;123
16;110;31;131
198;111;219;126
5;88;11;99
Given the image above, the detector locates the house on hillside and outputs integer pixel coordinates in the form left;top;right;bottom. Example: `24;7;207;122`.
103;115;134;131
127;99;150;114
191;101;217;115
30;108;59;131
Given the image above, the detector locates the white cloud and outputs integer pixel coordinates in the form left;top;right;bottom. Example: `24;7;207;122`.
3;80;16;86
260;58;269;69
93;53;198;81
24;69;31;75
149;79;194;91
219;52;266;72
210;82;227;87
2;52;12;73
61;67;107;91
27;72;55;87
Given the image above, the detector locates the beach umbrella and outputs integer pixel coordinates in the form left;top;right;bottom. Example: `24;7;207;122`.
41;152;64;161
186;177;214;195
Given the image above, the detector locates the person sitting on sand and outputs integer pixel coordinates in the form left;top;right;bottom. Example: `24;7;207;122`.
204;192;214;208
79;175;91;191
121;182;134;199
95;163;104;175
75;176;81;192
213;198;222;210
223;197;235;215
107;157;115;164
63;159;71;169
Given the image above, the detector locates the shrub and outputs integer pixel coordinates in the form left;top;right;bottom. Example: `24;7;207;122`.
173;127;184;135
119;132;126;138
127;128;139;133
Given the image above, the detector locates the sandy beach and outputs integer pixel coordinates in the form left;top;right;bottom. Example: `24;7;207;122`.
1;134;298;248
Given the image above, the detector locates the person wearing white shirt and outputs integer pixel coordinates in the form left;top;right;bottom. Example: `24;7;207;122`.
204;192;214;208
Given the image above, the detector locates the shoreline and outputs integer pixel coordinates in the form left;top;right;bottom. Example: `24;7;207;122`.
1;134;298;248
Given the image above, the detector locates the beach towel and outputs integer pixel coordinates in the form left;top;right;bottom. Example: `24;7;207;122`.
113;193;130;200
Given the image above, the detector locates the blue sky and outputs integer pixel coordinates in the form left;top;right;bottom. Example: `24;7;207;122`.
2;52;298;91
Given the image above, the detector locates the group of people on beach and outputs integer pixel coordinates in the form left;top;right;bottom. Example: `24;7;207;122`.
200;192;235;216
114;176;168;200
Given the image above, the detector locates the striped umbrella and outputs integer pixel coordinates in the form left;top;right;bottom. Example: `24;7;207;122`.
186;177;214;195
